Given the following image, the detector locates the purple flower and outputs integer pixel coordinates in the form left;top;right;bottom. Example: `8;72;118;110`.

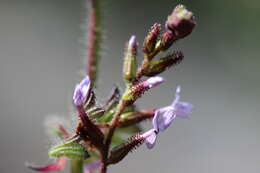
143;86;193;149
73;76;91;106
153;86;193;132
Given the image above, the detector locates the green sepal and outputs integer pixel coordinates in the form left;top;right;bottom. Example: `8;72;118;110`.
48;140;89;160
98;108;116;122
87;107;105;119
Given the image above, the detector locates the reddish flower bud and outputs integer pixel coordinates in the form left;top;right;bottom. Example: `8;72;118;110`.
143;23;161;55
160;31;175;51
165;4;196;39
122;77;165;104
143;51;184;77
108;134;144;164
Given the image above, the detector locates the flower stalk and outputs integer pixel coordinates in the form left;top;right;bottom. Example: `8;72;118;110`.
86;0;102;87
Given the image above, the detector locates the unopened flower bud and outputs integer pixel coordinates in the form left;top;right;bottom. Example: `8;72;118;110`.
143;23;161;56
108;134;144;164
73;76;91;106
143;51;184;77
160;31;175;51
165;4;196;39
123;35;138;82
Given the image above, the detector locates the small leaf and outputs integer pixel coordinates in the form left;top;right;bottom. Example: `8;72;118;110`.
49;140;89;160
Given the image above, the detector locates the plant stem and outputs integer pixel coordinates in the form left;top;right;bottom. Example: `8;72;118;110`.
70;160;84;173
86;0;102;87
71;0;102;173
101;100;128;172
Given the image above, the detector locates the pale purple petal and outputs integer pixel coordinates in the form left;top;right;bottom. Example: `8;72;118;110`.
73;76;91;106
140;129;157;149
171;86;193;119
171;85;181;106
145;76;165;88
79;76;91;97
174;101;193;119
153;106;176;132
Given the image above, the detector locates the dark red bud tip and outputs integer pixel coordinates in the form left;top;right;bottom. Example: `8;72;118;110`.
165;4;196;39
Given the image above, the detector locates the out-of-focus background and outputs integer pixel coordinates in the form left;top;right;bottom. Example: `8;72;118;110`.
1;0;260;172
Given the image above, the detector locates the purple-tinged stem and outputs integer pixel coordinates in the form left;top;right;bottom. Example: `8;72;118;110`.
86;0;102;87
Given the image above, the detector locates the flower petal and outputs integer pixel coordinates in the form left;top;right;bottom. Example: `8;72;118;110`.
26;157;67;172
84;160;101;173
171;86;193;119
73;76;91;106
153;106;175;132
174;101;193;119
141;129;157;149
171;85;181;106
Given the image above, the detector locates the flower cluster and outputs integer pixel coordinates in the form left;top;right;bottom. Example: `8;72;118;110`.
27;3;195;173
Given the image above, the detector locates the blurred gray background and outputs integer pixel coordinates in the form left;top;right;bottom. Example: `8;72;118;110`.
0;0;260;172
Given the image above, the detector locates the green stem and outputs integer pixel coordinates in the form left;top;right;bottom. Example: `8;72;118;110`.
101;99;128;172
70;160;84;173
